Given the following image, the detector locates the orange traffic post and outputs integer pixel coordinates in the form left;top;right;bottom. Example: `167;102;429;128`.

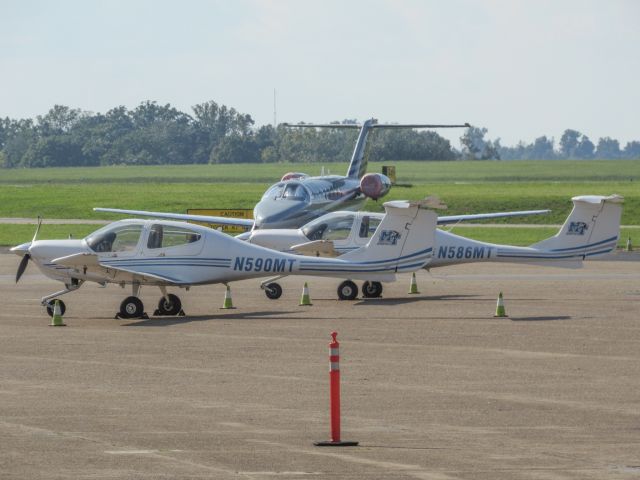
314;332;358;447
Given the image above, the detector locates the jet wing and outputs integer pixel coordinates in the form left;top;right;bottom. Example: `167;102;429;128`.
438;209;550;225
52;253;189;285
94;208;255;228
290;240;340;258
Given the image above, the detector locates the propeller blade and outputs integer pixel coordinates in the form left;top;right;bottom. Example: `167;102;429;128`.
32;216;42;243
16;254;30;283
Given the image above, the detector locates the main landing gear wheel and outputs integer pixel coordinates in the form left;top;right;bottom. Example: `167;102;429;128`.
264;282;283;300
337;280;358;301
119;296;144;319
156;294;182;316
362;281;383;298
45;299;66;317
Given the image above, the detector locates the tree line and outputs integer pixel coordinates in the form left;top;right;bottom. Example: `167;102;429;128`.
1;101;638;168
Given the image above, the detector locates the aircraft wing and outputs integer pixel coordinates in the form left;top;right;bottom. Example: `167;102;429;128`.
290;240;340;258
94;208;255;228
437;209;550;225
52;252;189;285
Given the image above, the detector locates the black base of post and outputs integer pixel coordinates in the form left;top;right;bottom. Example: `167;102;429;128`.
314;441;359;447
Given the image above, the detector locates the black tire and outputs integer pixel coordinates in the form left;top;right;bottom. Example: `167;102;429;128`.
45;299;66;317
362;281;383;298
119;296;144;319
265;283;283;300
156;294;182;316
337;280;358;301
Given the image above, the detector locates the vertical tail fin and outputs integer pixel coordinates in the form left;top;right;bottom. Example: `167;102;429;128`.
340;199;438;272
346;118;377;179
531;195;623;258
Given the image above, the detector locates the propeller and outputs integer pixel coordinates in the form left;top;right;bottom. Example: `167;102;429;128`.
15;217;42;284
16;254;30;283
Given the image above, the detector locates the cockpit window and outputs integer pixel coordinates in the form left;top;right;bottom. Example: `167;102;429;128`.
86;224;143;253
147;224;201;249
282;183;309;201
262;183;284;200
358;216;382;238
302;213;355;241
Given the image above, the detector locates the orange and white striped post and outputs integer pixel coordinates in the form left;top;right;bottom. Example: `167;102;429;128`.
314;331;359;447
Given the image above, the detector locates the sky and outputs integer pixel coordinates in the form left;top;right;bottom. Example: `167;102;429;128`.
2;0;639;148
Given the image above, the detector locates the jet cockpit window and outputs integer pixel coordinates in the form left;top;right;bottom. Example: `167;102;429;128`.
86;224;144;253
302;213;355;241
147;225;201;249
282;183;310;201
262;183;284;200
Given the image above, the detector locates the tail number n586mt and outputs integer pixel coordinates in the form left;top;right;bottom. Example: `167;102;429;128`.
438;246;491;259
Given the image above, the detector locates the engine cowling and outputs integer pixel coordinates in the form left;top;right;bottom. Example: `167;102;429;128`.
359;173;392;200
281;172;309;182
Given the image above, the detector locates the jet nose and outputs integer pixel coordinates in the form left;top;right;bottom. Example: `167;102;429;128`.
253;199;309;229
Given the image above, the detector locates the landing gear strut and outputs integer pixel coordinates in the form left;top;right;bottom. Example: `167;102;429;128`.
41;280;83;317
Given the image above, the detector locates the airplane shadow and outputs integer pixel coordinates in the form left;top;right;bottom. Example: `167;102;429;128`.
123;310;299;326
509;315;572;322
353;294;481;306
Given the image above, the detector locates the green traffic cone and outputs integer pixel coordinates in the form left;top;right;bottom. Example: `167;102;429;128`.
221;285;236;309
299;282;312;306
408;272;420;294
50;300;66;327
494;292;507;317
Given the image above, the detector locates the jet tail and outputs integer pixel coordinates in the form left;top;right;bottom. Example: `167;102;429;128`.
346;118;377;179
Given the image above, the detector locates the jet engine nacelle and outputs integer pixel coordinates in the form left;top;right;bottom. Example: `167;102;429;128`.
281;172;309;182
359;173;392;200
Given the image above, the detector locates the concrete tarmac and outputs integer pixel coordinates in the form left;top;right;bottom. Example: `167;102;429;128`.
0;254;639;479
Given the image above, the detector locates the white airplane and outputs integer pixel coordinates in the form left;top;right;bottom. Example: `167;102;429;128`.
11;200;438;318
236;195;624;299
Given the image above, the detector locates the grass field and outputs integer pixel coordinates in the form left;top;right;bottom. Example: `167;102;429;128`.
1;160;638;246
1;160;639;184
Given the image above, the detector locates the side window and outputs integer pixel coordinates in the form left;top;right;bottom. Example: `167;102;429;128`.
324;217;354;241
87;224;143;253
111;226;144;252
359;216;370;238
366;217;382;237
147;225;201;249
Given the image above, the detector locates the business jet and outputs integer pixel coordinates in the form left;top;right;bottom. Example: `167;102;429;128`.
12;200;437;318
237;195;623;299
95;119;469;230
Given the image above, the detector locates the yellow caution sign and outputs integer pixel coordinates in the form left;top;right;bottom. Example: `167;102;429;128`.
382;165;396;184
187;209;253;234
